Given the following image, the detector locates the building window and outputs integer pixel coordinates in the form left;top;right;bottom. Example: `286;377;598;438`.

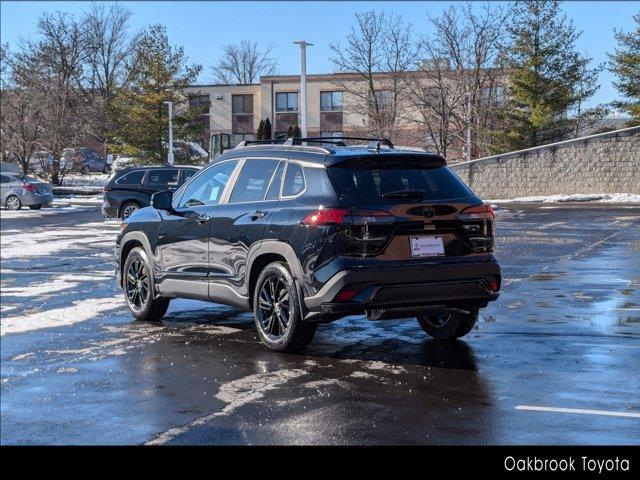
481;85;506;107
320;91;342;111
276;92;298;112
372;90;392;110
232;94;253;115
320;131;344;138
189;95;210;111
232;94;254;136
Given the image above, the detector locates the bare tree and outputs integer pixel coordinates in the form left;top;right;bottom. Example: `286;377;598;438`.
28;12;94;184
211;40;278;84
83;2;138;155
330;11;417;140
0;44;49;174
403;3;507;159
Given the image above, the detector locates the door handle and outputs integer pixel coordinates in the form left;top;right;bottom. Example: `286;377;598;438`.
250;209;267;220
195;214;210;224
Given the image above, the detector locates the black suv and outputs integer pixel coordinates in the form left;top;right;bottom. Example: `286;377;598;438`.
115;138;500;352
102;165;199;219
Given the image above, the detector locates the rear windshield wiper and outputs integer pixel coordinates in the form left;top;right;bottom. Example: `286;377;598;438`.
380;189;425;199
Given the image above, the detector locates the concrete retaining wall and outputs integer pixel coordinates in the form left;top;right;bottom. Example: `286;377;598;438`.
449;126;640;198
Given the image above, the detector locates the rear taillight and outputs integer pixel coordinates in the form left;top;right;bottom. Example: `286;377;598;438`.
460;204;495;253
21;182;36;193
301;207;349;226
102;186;111;193
459;204;494;219
487;275;501;292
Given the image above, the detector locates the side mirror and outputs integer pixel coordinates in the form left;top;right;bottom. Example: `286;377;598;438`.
151;190;173;211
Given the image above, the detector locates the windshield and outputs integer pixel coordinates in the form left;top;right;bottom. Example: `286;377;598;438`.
328;165;472;201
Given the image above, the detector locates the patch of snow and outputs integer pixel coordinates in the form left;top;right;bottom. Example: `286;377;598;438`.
0;205;90;219
60;173;110;187
1;223;118;258
146;369;308;445
1;273;108;297
0;295;125;335
487;193;640;204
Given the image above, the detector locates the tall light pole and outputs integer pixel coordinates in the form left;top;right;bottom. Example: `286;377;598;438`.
163;101;174;165
293;40;313;137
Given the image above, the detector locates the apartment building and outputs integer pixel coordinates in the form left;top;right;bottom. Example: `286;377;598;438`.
182;71;506;159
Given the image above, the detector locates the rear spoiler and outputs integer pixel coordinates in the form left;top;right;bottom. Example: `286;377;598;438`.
325;152;447;169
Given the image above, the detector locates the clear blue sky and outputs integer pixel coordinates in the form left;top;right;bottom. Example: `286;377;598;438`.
1;1;638;108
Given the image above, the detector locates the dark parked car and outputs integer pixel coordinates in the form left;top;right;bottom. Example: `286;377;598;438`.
63;148;109;174
1;173;53;210
115;138;501;352
102;165;200;219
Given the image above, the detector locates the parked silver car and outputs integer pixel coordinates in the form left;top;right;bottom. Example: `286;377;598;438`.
0;173;53;210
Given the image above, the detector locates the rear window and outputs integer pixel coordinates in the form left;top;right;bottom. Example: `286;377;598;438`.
329;164;472;201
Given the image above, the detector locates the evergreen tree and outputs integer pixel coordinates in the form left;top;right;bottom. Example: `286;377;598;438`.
110;24;204;162
609;12;640;124
263;117;272;139
292;125;302;138
497;0;600;150
257;119;265;140
286;125;294;138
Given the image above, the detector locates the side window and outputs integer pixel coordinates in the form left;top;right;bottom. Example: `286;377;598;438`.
282;162;305;197
229;159;280;203
178;160;238;208
0;175;9;184
115;170;145;185
265;161;285;200
146;169;179;186
180;169;197;185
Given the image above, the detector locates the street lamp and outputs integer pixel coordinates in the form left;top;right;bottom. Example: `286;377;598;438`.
163;101;174;165
293;40;313;138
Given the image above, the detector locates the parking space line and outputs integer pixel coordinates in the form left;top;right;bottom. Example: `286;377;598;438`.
516;405;640;418
572;343;640;348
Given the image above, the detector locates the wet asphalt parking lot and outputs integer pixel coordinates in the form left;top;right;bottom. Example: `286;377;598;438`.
1;200;639;445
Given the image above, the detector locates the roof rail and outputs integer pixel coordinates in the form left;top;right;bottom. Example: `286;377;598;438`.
236;139;287;148
284;136;395;150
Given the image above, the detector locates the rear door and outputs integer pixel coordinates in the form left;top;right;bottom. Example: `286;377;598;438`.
144;168;180;195
208;158;281;299
327;155;488;261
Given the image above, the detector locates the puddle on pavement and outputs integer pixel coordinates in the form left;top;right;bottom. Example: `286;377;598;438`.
529;271;566;281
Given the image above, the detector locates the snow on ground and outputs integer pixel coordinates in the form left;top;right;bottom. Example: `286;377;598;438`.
0;295;126;336
61;173;110;187
0;220;118;258
0;196;103;219
487;193;640;204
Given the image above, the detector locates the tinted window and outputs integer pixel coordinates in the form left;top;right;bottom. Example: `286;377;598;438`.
181;169;197;184
146;169;179;186
229;159;280;203
282;162;305;197
329;164;471;201
0;175;10;184
265;161;285;200
115;170;145;185
178;160;238;208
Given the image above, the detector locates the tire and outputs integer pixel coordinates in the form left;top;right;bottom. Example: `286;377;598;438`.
29;205;42;210
416;309;479;340
253;261;317;352
5;195;21;210
123;247;170;322
120;201;140;219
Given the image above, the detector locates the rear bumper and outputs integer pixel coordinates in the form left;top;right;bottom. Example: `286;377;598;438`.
303;255;500;319
22;192;53;206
